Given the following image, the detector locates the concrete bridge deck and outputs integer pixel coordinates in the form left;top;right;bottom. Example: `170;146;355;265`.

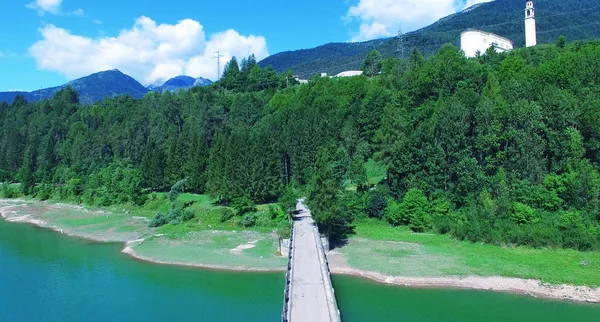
282;200;341;322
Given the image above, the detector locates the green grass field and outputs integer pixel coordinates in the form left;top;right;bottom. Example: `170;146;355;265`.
337;219;600;286
365;159;387;185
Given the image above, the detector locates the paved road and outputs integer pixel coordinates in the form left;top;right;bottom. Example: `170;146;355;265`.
288;200;340;322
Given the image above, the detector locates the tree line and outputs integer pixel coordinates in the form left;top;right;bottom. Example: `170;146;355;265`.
1;41;600;250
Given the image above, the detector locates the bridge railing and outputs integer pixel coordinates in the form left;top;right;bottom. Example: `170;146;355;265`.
313;224;341;322
281;212;295;322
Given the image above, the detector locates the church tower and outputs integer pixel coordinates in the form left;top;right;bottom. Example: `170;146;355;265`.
525;0;537;47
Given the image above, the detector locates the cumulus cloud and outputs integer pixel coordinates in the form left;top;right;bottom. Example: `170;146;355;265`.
346;0;493;42
29;16;269;85
26;0;63;15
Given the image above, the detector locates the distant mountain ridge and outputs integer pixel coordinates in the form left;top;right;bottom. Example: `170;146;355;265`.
259;0;600;78
150;76;213;92
0;71;213;104
0;70;149;104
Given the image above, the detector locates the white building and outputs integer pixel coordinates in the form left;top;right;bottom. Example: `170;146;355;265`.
460;29;514;58
333;70;363;78
525;0;537;47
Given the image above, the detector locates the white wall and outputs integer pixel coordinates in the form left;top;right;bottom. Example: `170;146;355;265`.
461;30;514;58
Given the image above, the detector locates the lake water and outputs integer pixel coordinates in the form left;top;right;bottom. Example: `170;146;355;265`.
1;219;598;322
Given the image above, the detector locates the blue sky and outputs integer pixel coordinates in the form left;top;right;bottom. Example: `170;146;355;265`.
0;0;490;91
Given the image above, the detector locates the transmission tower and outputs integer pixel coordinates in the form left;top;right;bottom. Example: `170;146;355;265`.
213;51;224;81
398;26;405;59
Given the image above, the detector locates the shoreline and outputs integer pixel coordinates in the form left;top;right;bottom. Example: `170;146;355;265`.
328;266;600;304
1;199;599;304
121;245;285;273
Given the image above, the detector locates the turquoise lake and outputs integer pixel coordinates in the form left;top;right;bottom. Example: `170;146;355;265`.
1;219;599;321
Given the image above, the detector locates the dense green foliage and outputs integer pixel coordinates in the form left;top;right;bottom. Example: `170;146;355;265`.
2;41;600;250
259;0;600;79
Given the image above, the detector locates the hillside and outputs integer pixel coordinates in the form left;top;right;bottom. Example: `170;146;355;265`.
0;70;150;104
259;0;600;78
2;41;600;252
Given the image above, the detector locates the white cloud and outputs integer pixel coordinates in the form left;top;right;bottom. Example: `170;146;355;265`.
0;51;3;57
26;0;63;15
346;0;494;42
72;8;86;17
29;16;269;85
93;19;102;25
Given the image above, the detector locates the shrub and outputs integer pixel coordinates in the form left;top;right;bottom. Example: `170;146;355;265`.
241;213;257;227
35;184;52;201
149;203;195;227
169;179;186;203
367;190;387;219
341;191;368;219
277;222;291;239
384;199;403;226
149;212;169;227
1;184;21;199
231;196;256;216
510;202;539;225
218;208;235;223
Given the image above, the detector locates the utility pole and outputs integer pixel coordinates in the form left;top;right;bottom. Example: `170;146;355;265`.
213;51;224;81
398;26;405;59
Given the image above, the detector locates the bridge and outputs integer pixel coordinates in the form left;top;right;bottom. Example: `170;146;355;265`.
282;200;341;322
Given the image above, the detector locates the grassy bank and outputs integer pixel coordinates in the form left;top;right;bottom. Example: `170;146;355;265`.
334;219;600;286
0;195;287;270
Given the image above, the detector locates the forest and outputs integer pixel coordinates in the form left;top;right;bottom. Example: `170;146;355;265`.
1;39;600;251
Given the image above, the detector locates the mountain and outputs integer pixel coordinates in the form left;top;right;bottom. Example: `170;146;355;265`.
259;0;600;78
150;76;213;93
193;77;213;87
0;70;150;104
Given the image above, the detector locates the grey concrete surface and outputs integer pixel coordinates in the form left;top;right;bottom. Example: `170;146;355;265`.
288;200;341;322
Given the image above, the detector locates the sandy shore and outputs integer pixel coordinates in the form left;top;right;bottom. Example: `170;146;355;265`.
327;251;600;304
2;198;599;303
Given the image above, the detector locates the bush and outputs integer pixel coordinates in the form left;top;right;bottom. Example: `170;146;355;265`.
149;212;169;228
35;184;53;201
367;189;387;219
384;199;403;226
149;203;195;227
218;208;235;223
341;191;368;219
169;179;187;203
241;213;257;227
384;189;431;232
0;184;21;199
510;202;539;225
277;221;291;239
231;196;256;216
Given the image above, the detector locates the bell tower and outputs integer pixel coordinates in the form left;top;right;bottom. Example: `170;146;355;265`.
525;0;537;47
